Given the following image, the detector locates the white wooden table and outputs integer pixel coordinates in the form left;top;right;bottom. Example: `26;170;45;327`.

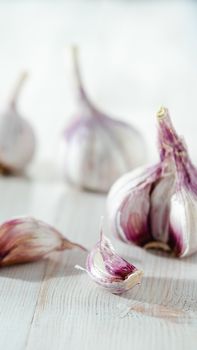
0;177;196;350
0;1;197;349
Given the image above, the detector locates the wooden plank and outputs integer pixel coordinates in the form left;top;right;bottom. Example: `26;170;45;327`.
0;180;196;350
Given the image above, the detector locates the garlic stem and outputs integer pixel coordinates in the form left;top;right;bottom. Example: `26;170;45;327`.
71;46;83;88
10;71;28;109
70;45;92;106
157;106;167;119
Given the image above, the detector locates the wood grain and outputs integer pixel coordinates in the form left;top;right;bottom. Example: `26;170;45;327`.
0;178;196;350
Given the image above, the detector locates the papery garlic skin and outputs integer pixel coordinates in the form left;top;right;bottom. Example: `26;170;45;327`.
86;231;143;294
0;72;35;173
60;46;146;192
108;107;197;257
0;217;85;266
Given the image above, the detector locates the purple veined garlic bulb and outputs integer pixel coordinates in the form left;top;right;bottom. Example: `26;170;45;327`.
0;216;86;267
107;107;197;258
0;72;35;174
76;219;143;294
60;46;146;192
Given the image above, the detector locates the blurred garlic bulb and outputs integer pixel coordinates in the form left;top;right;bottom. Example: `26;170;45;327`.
0;216;86;267
0;72;35;174
76;220;143;294
60;46;146;192
108;107;197;258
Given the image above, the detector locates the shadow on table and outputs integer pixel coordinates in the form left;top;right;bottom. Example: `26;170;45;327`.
122;275;197;308
139;247;197;264
0;249;87;282
114;273;197;324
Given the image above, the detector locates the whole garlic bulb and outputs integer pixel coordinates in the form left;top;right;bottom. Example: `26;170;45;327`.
60;46;146;192
108;107;197;258
0;72;35;174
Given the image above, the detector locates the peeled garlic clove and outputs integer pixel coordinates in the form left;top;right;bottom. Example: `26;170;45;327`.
0;72;35;173
0;217;86;267
85;224;143;294
60;46;146;192
108;107;197;257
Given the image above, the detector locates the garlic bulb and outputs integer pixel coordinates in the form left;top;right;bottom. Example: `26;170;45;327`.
0;217;86;266
60;46;146;192
108;107;197;257
0;72;35;173
78;221;143;294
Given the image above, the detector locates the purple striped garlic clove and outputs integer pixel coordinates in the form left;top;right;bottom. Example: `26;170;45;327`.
84;223;143;294
108;107;197;257
0;72;35;174
59;46;146;193
108;164;161;246
0;217;86;267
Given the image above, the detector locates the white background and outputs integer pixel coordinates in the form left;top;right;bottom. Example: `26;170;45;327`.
0;0;196;177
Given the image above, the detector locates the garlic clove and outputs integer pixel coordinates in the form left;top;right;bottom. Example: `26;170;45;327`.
0;72;36;173
157;107;197;257
0;217;86;267
108;107;197;258
118;186;152;246
60;46;146;192
169;188;197;257
150;172;175;244
85;222;143;294
108;164;161;246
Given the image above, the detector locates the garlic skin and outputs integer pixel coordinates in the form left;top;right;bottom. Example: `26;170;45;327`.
60;46;146;192
85;229;143;294
0;72;35;173
0;217;86;267
108;107;197;257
